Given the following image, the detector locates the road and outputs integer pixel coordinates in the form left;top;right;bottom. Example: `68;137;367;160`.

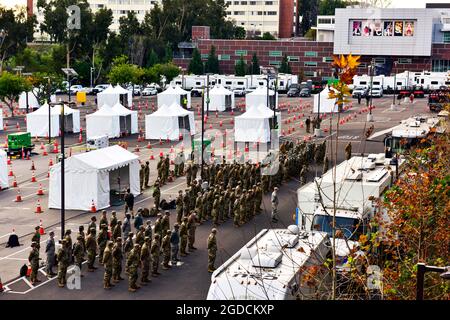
0;93;432;299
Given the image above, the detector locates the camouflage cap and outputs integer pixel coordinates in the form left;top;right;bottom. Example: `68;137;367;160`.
144;236;150;242
154;234;160;239
116;237;122;242
128;232;134;237
211;228;217;233
166;230;171;235
134;243;140;248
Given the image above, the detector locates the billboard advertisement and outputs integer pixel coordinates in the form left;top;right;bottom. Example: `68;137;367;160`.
351;20;415;37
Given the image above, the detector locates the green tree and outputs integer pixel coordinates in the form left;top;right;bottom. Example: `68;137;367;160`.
304;28;317;40
27;72;64;104
205;45;219;74
234;26;246;39
318;0;352;15
249;53;260;75
164;44;173;63
153;62;180;83
234;55;247;76
107;55;143;85
148;49;159;67
262;32;276;40
0;72;31;111
279;55;292;74
188;48;204;75
298;0;318;36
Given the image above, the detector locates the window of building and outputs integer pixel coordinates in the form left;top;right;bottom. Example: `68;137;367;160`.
219;54;231;61
266;11;277;15
269;51;282;57
98;4;104;8
269;61;281;66
288;56;299;62
444;32;450;43
235;50;248;56
304;71;316;77
373;57;385;64
234;1;240;4
322;56;333;63
265;1;274;4
398;58;412;64
250;1;256;4
258;11;263;15
432;59;450;72
235;60;248;65
201;54;209;59
304;61;318;67
241;1;247;4
304;51;318;57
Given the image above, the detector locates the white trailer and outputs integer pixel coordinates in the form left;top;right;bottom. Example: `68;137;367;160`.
207;226;331;300
170;75;217;90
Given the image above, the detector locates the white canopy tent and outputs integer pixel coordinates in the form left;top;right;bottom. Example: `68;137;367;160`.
313;86;339;113
26;103;60;137
112;102;138;134
86;104;121;140
18;91;40;110
245;86;278;111
0;109;3;131
0;149;8;189
157;85;191;109
203;85;235;111
145;103;195;141
51;104;81;133
97;85;132;108
235;104;281;143
48;145;140;211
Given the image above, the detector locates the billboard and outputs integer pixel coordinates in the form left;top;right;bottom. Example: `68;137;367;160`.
351;20;415;37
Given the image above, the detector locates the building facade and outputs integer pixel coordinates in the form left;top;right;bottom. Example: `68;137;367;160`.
174;7;450;80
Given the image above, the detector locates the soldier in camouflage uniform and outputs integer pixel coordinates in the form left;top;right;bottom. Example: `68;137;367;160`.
211;195;219;226
176;190;184;224
110;211;118;231
185;163;192;186
63;229;73;262
152;182;161;209
153;213;163;246
161;230;171;270
57;239;70;287
179;217;189;256
151;234;161;277
31;226;41;251
87;216;97;236
207;229;218;273
112;220;122;241
28;242;40;285
163;154;170;184
187;212;197;251
99;210;108;230
140;237;152;284
126;243;141;292
123;232;134;265
77;225;86;254
144;220;153;240
233;196;240;227
182;188;190;217
73;235;85;275
195;192;203;223
139;163;145;191
144;161;150;188
300;166;307;185
86;228;97;272
157;155;164;182
161;211;171;236
97;224;108;264
103;241;114;289
135;225;145;247
112;237;124;283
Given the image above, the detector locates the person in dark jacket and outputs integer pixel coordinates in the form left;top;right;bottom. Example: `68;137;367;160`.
122;214;132;239
133;210;144;231
170;224;180;264
124;188;135;218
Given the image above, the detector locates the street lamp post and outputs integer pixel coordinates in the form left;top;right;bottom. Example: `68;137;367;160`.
416;263;450;300
391;61;398;110
315;69;323;137
367;59;375;122
62;68;78;104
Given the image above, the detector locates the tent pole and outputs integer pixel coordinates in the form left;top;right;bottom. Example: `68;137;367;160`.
60;103;65;240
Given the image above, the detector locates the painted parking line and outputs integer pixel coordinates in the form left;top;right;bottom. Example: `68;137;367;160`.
0;238;47;261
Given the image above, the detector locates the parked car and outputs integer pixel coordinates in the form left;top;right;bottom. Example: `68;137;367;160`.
299;88;311;97
352;86;368;98
69;85;84;94
287;87;300;97
369;86;383;98
92;84;109;94
142;86;158;96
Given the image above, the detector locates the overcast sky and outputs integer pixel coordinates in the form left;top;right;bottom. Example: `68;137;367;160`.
1;0;449;9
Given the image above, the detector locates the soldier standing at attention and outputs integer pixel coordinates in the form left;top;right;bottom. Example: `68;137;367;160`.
271;187;279;223
139;163;145;191
162;230;172;270
185;163;192;186
45;231;56;277
153;213;163;245
31;226;41;251
157;155;164;182
211;195;219;227
144;220;153;239
207;229;218;273
176;190;184;224
28;242;40;285
110;211;118;231
163;154;170;184
140;237;152;285
57;239;69;288
112;220;122;241
97;224;108;264
99;210;108;229
103;241;114;290
123;232;134;264
73;235;85;276
87;216;97;235
127;243;141;292
144;161;150;188
112;237;124;283
153;182;161;209
345;142;352;160
179;217;189;256
151;234;161;277
135;225;145;247
195;192;203;224
86;228;98;272
161;211;171;236
170;224;180;265
63;229;73;262
77;225;86;255
187;212;198;251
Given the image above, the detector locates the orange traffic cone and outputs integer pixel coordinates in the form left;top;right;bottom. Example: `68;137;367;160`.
37;184;44;196
43;148;48;156
146;142;152;149
40;142;44;150
15;189;22;202
90;199;97;212
149;151;155;160
35;200;43;213
78;132;82;143
39;220;45;235
159;138;162;145
49;158;53;166
31;171;37;183
7;158;11;165
30;161;36;171
0;276;4;292
12;176;18;188
8;165;13;177
135;145;140;152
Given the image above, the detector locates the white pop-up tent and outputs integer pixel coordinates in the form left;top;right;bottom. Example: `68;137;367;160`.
18;91;40;110
86;104;121;140
112;102;138;134
145;103;195;141
235;104;281;143
245;86;278;111
51;104;81;133
26;103;60;137
0;149;7;189
203;85;235;111
0;109;3;131
97;85;132;108
313;86;338;113
157;85;191;109
48;145;140;211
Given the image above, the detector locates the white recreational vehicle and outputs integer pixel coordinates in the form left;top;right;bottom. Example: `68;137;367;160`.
207;226;331;300
297;154;405;263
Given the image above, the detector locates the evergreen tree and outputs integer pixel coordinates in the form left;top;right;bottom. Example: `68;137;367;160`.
235;55;247;76
204;46;220;74
249;53;260;75
148;49;159;67
164;44;173;63
188;48;204;75
279;55;292;74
